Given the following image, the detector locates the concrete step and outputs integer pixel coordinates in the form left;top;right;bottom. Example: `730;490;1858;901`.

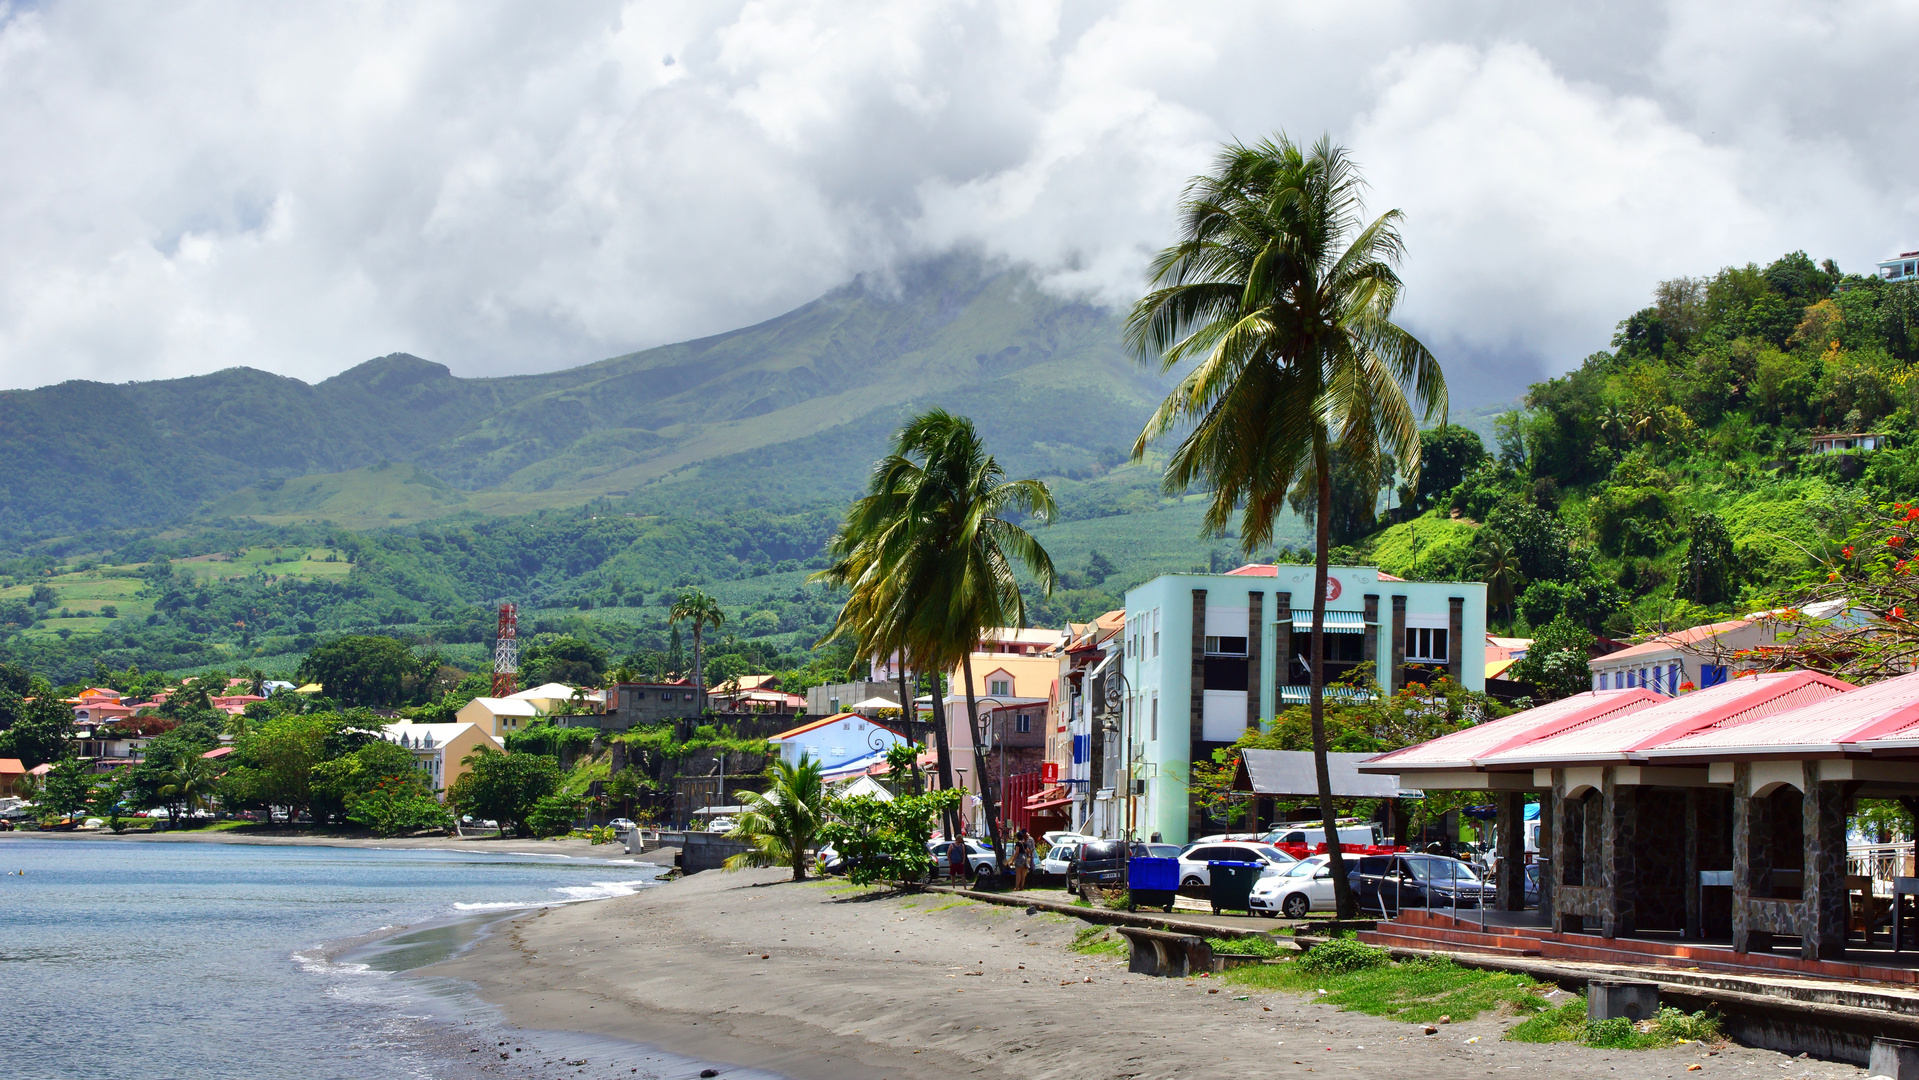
1363;920;1551;953
1360;929;1542;958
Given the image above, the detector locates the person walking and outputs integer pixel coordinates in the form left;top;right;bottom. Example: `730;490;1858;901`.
949;837;968;882
1013;830;1035;891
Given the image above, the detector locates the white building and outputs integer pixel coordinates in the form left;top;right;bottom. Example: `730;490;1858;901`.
1879;250;1919;283
381;721;504;798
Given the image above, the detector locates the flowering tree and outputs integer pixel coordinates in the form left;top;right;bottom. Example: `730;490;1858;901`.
1734;500;1919;681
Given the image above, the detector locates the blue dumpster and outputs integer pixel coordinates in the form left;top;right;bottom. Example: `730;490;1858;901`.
1129;856;1178;912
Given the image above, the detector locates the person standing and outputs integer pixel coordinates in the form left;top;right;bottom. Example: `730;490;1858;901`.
949;837;968;882
1013;830;1035;891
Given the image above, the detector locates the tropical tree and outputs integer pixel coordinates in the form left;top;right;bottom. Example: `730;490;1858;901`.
814;409;1056;858
723;756;827;881
157;751;223;825
1126;134;1447;917
669;589;726;711
1471;532;1524;628
446;745;561;837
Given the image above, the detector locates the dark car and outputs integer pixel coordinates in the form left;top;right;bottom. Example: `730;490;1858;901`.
1066;840;1149;897
1348;854;1494;915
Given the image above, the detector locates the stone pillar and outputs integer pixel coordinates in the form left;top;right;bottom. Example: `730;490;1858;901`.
1683;788;1703;940
1551;771;1576;934
1601;769;1637;938
1362;594;1380;684
1802;774;1851;961
1389;595;1408;693
1275;591;1293;706
1538;786;1555;914
1246;591;1264;733
1732;762;1774;954
1447;596;1465;683
1189;589;1207;836
1497;791;1527;911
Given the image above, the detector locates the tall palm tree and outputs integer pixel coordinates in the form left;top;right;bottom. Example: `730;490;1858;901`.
815;410;1056;857
1126;134;1447;917
669;589;725;712
1471;532;1523;630
157;751;223;826
723;756;826;881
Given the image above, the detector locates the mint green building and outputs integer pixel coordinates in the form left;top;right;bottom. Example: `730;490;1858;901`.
1118;564;1487;845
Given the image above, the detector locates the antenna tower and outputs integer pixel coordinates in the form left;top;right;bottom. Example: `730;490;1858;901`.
492;602;518;697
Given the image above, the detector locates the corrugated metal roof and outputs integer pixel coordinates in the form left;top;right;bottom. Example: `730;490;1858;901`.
1475;670;1854;766
1240;750;1422;798
1645;670;1919;757
1362;688;1663;770
1595;618;1753;663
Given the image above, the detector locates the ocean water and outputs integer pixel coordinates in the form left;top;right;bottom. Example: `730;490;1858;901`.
0;836;752;1080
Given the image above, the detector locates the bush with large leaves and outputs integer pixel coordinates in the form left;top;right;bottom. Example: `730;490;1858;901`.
447;746;560;837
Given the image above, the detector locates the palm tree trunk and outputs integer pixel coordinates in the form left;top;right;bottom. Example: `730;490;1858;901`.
962;653;1004;861
896;660;918;792
693;624;705;713
929;669;960;839
1311;437;1358;919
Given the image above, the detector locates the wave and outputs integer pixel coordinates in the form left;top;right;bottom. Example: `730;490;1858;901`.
550;878;655;902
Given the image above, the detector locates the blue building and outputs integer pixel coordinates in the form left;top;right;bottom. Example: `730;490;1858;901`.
1119;564;1487;844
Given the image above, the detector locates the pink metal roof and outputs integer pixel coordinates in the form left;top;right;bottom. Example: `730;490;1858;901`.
1643;669;1919;758
1363;688;1663;770
1474;670;1855;767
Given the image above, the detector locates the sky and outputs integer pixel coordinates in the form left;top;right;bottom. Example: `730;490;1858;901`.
1;1;1914;405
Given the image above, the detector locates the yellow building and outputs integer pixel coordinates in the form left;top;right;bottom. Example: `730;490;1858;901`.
381;721;505;798
455;696;542;739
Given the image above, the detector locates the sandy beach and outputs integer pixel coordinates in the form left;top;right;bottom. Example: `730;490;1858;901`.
430;867;1873;1080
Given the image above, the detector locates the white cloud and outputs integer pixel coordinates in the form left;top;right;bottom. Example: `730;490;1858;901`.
0;0;1912;402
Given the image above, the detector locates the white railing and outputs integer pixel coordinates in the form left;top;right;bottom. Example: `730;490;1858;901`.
1847;842;1913;895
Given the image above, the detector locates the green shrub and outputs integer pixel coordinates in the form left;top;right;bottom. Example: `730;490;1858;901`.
1582;1016;1644;1049
1649;1006;1720;1042
1505;1000;1586;1043
1297;938;1388;975
1207;935;1284;958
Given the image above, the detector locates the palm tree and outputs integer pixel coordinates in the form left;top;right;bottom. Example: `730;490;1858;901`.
157;751;223;826
669;589;725;712
815;410;1056;857
1126;134;1447;917
1471;532;1523;629
723;756;826;881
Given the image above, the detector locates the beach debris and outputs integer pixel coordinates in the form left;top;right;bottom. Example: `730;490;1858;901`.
1208;989;1219;994
1423;1026;1438;1036
760;954;769;959
1688;1067;1702;1072
1438;1015;1452;1024
700;1070;720;1078
1465;1037;1479;1044
1025;905;1038;914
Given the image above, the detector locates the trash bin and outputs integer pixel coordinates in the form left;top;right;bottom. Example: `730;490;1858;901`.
1129;856;1178;912
1207;861;1261;915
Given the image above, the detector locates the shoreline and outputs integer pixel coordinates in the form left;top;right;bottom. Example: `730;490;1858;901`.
425;867;1854;1080
5;827;667;862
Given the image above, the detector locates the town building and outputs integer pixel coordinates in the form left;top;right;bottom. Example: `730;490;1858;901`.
553;681;702;732
380;721;504;798
1878;250;1919;283
768;712;905;775
1810;432;1889;454
1121;563;1487;845
456;696;542;738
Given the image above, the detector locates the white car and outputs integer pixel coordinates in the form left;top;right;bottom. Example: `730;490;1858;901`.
1037;837;1094;877
609;818;637;833
707;816;737;833
1176;841;1296;887
929;838;1003;884
1249;854;1338;918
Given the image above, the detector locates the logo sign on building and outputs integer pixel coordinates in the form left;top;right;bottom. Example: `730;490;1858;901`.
1042;761;1060;782
1324;576;1343;601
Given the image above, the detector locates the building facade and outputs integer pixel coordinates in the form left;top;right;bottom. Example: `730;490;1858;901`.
381;721;505;799
1121;564;1487;844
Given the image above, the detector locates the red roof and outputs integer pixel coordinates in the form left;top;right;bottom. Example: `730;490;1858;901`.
201;746;235;759
770;713;903;742
1598;618;1754;662
1645;669;1919;758
0;758;24;775
1365;689;1663;770
1225;563;1278;577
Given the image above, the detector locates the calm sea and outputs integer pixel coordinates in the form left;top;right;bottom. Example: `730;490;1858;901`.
0;836;765;1080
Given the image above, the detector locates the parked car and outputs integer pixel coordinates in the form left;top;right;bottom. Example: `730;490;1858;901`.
1348;854;1494;914
1037;838;1085;877
1188;833;1264;845
1143;843;1183;860
929;838;1003;885
1175;841;1296;887
609;818;637;833
1260;823;1382;858
706;816;737;833
1249;854;1335;918
1065;839;1149;896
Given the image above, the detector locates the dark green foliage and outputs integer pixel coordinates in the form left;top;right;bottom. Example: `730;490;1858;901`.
1483;499;1576;582
1506;616;1596;700
525;792;587;838
1297;938;1388;975
1673;512;1737;605
297;635;429;708
446;745;561;837
503;721;596;758
520;635;606;686
0;688;77;767
1415;426;1488;510
38;758;96;818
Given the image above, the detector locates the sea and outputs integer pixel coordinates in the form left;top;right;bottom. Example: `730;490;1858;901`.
0;836;779;1080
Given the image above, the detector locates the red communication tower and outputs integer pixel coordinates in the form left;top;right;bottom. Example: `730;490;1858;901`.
491;602;518;697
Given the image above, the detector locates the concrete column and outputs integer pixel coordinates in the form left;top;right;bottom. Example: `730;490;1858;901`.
1362;593;1380;685
1497;791;1527;911
1732;762;1774;954
1538;786;1555;914
1188;589;1206;836
1601;768;1637;938
1551;771;1576;934
1447;596;1465;683
1389;595;1408;693
1246;591;1264;733
1275;592;1292;705
1683;788;1703;940
1802;772;1851;961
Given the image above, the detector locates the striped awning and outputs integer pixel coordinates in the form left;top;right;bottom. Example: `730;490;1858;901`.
1278;686;1376;704
1288;612;1368;633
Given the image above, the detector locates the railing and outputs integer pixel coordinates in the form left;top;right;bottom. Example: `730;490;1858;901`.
1847;842;1914;895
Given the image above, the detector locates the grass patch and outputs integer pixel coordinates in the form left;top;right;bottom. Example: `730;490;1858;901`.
1206;935;1286;958
1223;953;1551;1024
1071;926;1127;958
926;899;973;913
1506;1000;1722;1049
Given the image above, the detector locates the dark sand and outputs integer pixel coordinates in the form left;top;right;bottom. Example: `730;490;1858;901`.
430;866;1875;1080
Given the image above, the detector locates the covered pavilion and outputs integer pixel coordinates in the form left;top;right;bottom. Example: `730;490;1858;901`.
1360;669;1919;970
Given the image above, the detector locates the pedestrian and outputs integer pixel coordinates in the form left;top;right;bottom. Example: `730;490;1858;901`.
949;837;968;882
1013;830;1035;891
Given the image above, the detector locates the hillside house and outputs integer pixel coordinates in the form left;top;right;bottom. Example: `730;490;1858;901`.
768;713;905;774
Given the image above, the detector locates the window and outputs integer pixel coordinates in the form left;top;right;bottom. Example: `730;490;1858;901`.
1150;694;1158;741
1152;608;1160;657
1015;713;1031;733
1205;636;1248;655
1404;627;1449;662
990;679;1011;696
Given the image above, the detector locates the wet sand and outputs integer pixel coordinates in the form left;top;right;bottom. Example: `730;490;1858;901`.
430;866;1873;1080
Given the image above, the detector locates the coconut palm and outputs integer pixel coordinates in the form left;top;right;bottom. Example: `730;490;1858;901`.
1471;532;1524;629
668;588;726;712
1126;134;1447;917
815;410;1056;856
723;756;826;881
157;751;223;826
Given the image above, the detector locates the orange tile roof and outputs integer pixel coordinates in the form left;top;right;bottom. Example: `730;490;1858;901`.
0;758;24;775
1598;618;1754;662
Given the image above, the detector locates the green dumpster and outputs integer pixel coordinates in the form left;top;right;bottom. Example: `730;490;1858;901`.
1207;861;1261;915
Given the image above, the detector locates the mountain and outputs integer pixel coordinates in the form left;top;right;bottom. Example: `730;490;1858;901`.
0;255;1170;539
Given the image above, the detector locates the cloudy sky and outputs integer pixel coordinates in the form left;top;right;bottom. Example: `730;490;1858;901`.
0;1;1913;404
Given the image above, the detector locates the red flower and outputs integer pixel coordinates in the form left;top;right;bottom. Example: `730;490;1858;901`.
1843;546;1855;559
1892;535;1908;547
1907;508;1919;521
1896;607;1908;620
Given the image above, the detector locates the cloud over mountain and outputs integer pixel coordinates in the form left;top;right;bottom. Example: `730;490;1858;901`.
0;1;1913;402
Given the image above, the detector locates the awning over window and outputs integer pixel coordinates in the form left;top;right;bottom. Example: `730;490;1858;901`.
1277;686;1375;705
1288;612;1368;633
1024;786;1073;810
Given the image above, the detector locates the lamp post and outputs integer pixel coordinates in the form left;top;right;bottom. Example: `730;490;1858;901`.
973;697;1006;848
